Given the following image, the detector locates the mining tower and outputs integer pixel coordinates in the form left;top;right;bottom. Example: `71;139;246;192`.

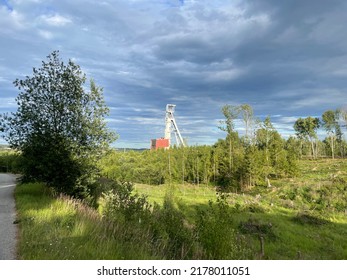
151;104;186;150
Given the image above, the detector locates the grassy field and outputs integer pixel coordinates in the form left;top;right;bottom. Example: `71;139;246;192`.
134;158;347;259
15;183;157;259
15;158;347;259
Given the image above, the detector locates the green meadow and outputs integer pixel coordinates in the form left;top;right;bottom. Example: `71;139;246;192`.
15;158;347;259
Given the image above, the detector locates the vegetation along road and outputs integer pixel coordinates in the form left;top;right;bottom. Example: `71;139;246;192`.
0;173;17;260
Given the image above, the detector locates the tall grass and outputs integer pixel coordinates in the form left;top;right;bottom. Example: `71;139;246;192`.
15;183;156;259
15;181;250;260
15;158;347;259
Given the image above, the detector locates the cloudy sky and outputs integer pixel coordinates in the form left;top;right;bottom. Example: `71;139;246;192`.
1;0;347;148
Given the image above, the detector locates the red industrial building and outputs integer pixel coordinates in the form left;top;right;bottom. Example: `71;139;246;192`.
150;138;169;150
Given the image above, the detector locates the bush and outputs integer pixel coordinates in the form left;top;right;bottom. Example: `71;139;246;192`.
149;195;196;259
101;184;254;259
196;193;250;259
101;180;151;223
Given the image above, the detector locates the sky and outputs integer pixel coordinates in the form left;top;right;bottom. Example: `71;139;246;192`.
1;0;347;148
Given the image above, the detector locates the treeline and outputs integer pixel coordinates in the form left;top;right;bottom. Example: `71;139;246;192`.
100;116;299;191
100;105;347;191
0;150;21;173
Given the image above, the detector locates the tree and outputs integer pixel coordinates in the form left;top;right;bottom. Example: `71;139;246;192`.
239;104;255;144
256;116;274;158
256;116;275;184
321;110;341;159
294;117;320;159
340;108;347;129
338;108;347;157
218;105;240;184
219;105;240;173
0;51;116;196
241;145;263;189
219;104;240;135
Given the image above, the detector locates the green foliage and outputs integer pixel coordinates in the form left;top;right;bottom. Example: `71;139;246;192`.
219;104;240;134
0;51;116;196
100;146;214;186
321;110;342;159
15;182;155;260
213;133;245;190
0;150;22;173
20;134;82;195
240;145;264;188
99;107;298;192
15;158;347;260
101;181;151;223
294;117;320;159
101;181;197;259
294;117;320;140
149;196;196;259
196;193;251;259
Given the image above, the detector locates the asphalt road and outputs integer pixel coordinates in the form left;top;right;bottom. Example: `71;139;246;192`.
0;173;18;260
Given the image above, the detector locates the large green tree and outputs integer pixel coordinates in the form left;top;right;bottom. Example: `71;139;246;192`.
0;51;116;196
294;117;320;159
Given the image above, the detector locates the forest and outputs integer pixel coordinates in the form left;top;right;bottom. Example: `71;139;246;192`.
100;106;347;192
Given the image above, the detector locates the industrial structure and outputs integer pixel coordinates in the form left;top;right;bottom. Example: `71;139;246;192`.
151;104;186;150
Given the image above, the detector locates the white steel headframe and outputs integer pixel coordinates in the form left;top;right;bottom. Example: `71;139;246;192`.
165;104;186;148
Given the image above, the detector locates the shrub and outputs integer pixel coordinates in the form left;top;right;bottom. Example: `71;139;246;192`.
196;193;250;259
149;195;196;259
101;180;151;223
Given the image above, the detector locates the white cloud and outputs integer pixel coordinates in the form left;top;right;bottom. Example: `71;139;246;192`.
125;117;162;125
39;14;72;27
0;6;25;33
38;29;54;39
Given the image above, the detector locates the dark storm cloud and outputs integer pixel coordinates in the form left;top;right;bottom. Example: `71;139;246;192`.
1;0;347;147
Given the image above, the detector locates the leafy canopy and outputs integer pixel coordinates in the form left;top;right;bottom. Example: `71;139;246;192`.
293;117;320;140
0;51;116;196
